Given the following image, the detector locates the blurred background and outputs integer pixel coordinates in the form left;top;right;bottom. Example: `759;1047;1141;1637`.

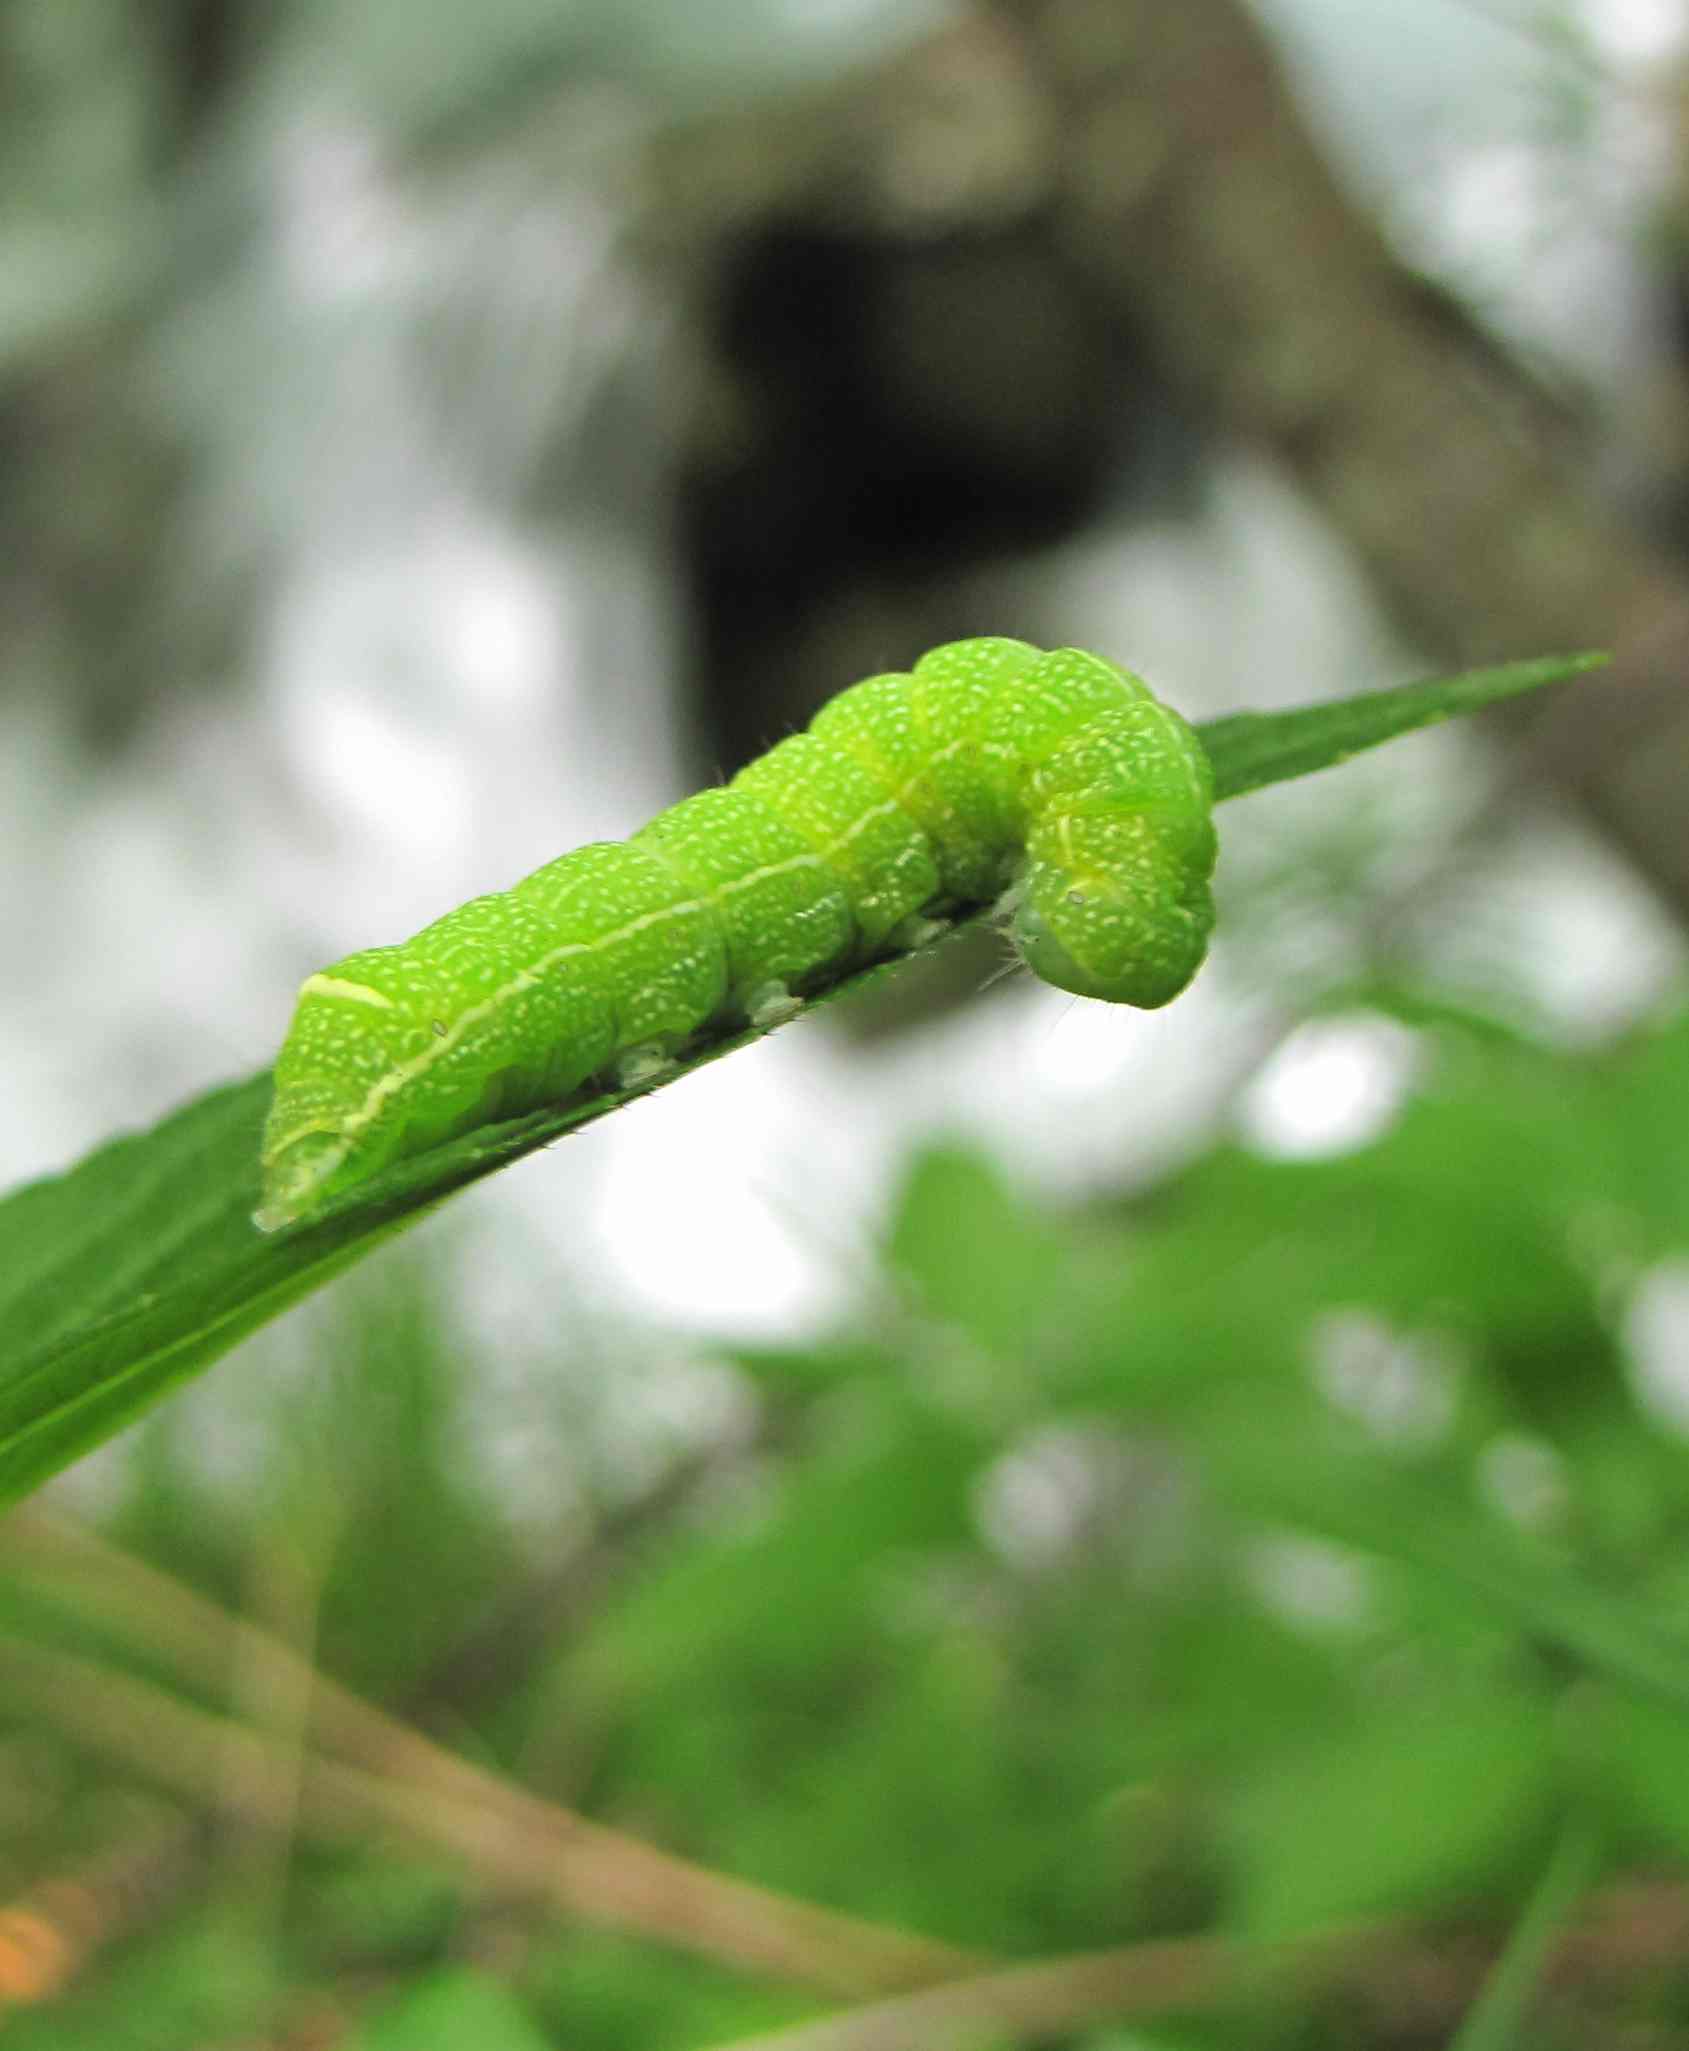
7;0;1689;2044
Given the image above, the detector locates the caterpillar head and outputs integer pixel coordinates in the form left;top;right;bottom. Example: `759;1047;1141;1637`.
1010;872;1213;1010
254;1130;355;1233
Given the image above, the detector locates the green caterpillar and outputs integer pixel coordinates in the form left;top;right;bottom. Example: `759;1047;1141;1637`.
256;638;1217;1231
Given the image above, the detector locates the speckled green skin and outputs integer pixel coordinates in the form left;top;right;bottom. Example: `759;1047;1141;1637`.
256;639;1216;1229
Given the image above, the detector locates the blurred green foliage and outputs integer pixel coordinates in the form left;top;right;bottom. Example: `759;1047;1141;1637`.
4;989;1689;2045
2;0;1681;2038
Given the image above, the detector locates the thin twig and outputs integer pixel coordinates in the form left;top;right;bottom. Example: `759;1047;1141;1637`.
701;1924;1394;2051
0;1509;976;1995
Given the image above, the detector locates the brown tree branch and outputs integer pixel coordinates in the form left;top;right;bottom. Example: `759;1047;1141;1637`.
704;1925;1389;2051
706;1882;1689;2051
988;0;1689;918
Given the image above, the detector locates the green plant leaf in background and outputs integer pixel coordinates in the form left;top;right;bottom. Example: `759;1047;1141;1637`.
1197;1403;1689;1722
352;1966;555;2051
1446;1818;1601;2051
0;652;1606;1509
1229;1692;1557;1933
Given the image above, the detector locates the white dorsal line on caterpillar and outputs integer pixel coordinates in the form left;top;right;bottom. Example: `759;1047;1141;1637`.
256;640;1218;1231
300;975;397;1010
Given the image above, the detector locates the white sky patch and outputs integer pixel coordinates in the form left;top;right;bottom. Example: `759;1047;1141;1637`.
1622;1259;1689;1434
1250;0;1671;388
585;1027;874;1340
1583;0;1687;64
983;961;1260;1195
275;115;419;303
1239;1012;1422;1160
1025;981;1199;1101
777;0;928;34
281;674;477;859
612;0;951;102
1426;815;1686;1044
268;517;569;864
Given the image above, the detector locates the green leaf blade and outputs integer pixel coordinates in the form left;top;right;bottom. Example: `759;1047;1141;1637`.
1201;651;1609;802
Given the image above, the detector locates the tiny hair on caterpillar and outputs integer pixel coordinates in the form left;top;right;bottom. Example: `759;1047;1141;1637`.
255;638;1217;1231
